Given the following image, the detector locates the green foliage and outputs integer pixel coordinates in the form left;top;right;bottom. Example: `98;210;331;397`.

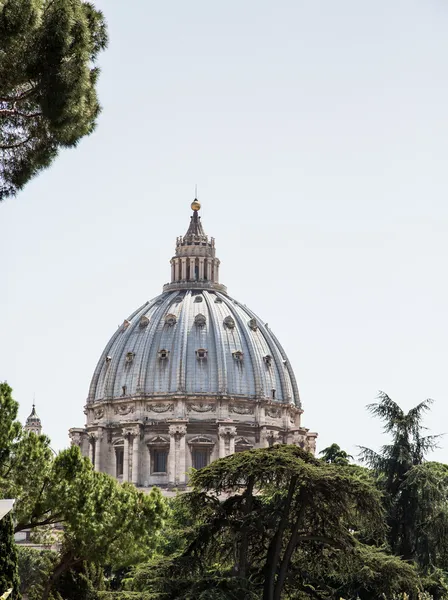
98;594;159;600
359;392;443;564
319;443;353;465
0;382;21;468
18;547;55;600
139;445;421;600
0;513;20;600
0;0;108;200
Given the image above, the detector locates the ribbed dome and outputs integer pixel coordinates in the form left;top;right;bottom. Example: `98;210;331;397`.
88;289;300;405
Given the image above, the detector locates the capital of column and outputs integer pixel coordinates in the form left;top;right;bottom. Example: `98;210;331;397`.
218;425;237;438
122;425;140;438
69;430;84;447
169;423;187;437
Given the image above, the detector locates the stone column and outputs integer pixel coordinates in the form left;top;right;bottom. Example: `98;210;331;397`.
168;423;187;485
123;432;130;482
131;427;141;485
229;427;237;455
205;259;211;281
94;430;103;472
218;425;237;457
171;260;175;282
88;436;94;464
218;428;226;458
168;429;176;485
199;257;204;280
181;257;187;280
214;259;220;283
174;258;180;281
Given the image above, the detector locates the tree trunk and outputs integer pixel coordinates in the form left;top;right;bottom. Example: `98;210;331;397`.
273;501;306;600
262;476;297;600
41;553;79;600
237;474;255;578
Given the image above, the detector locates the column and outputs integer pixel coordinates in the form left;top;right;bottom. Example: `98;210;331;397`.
199;257;205;280
205;259;211;281
174;258;180;281
171;260;175;282
168;426;176;485
131;427;140;485
123;433;129;482
88;436;94;463
94;431;103;472
181;257;187;280
178;430;187;484
213;259;219;283
229;427;236;455
218;428;226;458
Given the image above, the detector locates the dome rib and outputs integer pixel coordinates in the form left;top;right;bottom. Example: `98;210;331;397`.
203;292;227;394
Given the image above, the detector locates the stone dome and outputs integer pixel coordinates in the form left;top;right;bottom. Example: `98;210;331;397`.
70;199;316;490
88;289;300;405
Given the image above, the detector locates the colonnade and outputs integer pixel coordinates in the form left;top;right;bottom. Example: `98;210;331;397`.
170;256;220;284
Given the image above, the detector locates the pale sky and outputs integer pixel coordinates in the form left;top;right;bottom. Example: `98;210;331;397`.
2;0;448;461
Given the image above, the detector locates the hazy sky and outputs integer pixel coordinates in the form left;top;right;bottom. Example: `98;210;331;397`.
2;1;448;461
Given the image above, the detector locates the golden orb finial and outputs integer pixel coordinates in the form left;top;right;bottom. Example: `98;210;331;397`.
191;199;201;211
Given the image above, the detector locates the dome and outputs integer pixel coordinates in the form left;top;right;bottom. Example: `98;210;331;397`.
71;199;316;490
88;289;300;405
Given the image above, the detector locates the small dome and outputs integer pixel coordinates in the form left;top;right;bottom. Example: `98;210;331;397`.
88;289;300;405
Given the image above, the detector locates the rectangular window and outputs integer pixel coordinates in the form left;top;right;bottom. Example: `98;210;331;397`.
192;449;209;470
115;447;124;477
153;449;168;473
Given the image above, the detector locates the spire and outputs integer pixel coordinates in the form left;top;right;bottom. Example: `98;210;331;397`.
25;402;42;435
163;198;227;294
184;200;206;240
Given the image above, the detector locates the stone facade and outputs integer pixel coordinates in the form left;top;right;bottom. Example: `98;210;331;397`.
70;395;316;488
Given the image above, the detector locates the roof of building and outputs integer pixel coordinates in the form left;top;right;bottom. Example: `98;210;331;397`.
87;201;301;406
25;404;41;427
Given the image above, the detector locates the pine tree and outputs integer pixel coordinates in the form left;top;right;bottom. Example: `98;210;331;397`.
0;0;108;200
0;513;20;600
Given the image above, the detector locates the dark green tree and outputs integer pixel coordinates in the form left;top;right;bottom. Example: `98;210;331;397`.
0;513;20;600
319;443;353;465
138;445;421;600
359;391;441;563
0;382;21;600
0;0;108;200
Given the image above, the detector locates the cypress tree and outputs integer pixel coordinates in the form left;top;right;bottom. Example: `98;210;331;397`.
0;513;20;600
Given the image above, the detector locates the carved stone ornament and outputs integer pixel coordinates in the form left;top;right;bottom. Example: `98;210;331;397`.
194;313;206;327
146;403;174;413
123;319;130;330
169;424;187;437
187;435;214;446
122;426;140;438
187;402;216;413
223;315;235;329
266;407;281;418
114;404;135;416
93;408;104;420
165;313;177;326
229;404;254;415
219;425;237;438
235;436;253;449
69;431;83;447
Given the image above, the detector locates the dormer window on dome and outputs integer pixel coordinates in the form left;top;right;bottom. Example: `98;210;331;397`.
232;350;244;361
140;316;149;328
165;314;177;326
263;354;272;367
158;349;169;360
194;295;203;303
194;313;206;327
248;318;258;331
196;348;208;360
224;316;235;329
126;352;135;363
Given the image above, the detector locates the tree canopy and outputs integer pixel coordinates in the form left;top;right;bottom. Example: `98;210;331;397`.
0;0;108;200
